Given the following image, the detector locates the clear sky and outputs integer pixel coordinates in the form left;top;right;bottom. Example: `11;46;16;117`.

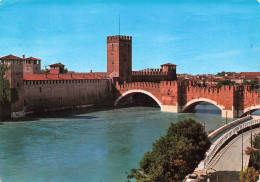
0;0;259;74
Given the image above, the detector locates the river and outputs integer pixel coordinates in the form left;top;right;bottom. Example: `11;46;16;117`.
0;105;257;182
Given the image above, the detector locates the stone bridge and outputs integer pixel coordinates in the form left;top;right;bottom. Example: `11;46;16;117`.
115;81;260;118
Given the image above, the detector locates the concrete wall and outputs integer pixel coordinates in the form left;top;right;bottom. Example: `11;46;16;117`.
23;79;111;113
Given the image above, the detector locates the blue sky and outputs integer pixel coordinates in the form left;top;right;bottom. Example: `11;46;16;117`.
0;0;259;74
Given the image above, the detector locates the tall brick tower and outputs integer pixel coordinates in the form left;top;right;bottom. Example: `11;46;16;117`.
0;54;24;118
107;35;132;83
23;55;41;74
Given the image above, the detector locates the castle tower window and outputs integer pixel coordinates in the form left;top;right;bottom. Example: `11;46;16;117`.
39;87;42;92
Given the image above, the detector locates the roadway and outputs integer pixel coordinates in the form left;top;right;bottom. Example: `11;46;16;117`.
208;127;260;171
196;116;252;171
202;127;260;182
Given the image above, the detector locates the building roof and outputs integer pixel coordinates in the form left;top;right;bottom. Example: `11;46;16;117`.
239;72;260;76
23;74;103;81
50;63;65;67
0;54;23;60
160;63;177;66
26;56;41;61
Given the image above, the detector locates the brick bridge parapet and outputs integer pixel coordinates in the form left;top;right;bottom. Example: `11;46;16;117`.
115;81;260;118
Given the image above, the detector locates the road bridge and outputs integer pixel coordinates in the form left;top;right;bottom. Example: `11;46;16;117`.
115;81;260;118
194;116;260;181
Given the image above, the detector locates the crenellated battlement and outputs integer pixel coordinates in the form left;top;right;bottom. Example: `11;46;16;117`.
132;69;168;76
115;80;260;118
116;81;161;90
107;35;132;42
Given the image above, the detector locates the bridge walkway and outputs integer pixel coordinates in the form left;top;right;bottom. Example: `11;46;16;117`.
197;128;260;182
208;127;260;171
196;116;252;171
194;116;260;181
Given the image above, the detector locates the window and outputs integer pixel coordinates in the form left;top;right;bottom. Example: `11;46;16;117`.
39;87;42;92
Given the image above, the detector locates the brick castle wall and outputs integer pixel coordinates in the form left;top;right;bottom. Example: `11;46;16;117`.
116;81;260;117
23;79;111;113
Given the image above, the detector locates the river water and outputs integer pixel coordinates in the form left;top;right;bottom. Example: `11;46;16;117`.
0;105;254;182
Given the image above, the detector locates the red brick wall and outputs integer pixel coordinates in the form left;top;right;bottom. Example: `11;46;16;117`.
116;81;259;113
236;86;260;110
160;81;179;105
23;60;41;74
116;82;161;103
50;68;60;74
107;36;132;83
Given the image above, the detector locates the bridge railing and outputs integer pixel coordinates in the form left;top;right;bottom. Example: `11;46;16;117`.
208;115;251;140
204;118;260;168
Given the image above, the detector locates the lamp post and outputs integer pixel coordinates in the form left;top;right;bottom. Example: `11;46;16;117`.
242;128;244;171
250;105;252;147
226;111;227;124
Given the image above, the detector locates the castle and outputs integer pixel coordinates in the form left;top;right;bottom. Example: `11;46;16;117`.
0;35;177;119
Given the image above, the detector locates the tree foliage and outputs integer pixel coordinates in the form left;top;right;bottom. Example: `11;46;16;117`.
249;133;260;171
128;119;211;182
0;64;12;105
239;167;259;182
215;80;236;88
216;71;234;77
242;80;259;90
0;64;19;106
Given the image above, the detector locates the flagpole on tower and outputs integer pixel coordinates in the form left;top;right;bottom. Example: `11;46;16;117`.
119;15;120;35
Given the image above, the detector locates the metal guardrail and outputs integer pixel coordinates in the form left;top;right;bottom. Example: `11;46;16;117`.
204;118;260;167
208;115;251;140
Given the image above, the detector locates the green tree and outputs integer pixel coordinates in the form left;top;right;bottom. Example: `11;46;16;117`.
215;80;236;88
249;133;260;171
128;119;211;182
0;64;12;105
0;64;19;120
242;80;259;90
216;71;234;77
239;167;259;182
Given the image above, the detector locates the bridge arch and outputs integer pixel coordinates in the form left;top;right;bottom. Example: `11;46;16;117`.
114;89;162;108
182;98;224;113
242;105;260;117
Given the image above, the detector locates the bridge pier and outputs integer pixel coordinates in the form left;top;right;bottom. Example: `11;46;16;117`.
161;107;242;118
221;108;244;118
161;105;182;113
